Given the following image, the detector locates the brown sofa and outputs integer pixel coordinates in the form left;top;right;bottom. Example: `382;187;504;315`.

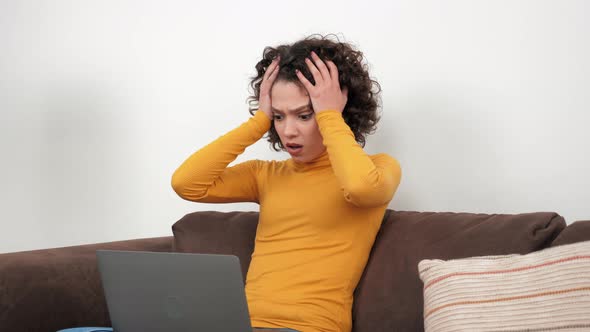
1;209;589;332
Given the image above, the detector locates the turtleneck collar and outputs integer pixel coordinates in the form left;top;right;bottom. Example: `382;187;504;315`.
287;149;331;172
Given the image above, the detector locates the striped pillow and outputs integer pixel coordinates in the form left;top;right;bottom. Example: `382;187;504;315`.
418;240;590;332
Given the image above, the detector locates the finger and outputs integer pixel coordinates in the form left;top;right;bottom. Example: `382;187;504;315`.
326;60;340;86
268;62;280;81
265;59;279;81
310;51;331;83
304;57;323;85
261;60;279;96
295;69;314;92
262;68;279;95
264;57;280;81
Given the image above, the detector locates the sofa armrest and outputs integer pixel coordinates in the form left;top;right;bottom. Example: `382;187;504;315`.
0;236;173;332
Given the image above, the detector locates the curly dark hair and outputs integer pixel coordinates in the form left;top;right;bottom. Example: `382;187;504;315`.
247;33;382;151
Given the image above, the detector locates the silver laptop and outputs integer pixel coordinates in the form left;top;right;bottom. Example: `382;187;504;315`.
96;250;253;332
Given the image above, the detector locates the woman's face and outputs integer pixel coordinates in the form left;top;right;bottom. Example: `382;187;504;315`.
270;80;326;163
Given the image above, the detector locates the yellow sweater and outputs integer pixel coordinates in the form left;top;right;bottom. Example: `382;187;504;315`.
172;110;402;332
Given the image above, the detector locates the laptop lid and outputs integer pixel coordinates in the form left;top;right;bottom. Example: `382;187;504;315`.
96;250;252;332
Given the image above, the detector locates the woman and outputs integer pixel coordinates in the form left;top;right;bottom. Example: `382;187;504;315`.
61;33;401;332
172;34;402;332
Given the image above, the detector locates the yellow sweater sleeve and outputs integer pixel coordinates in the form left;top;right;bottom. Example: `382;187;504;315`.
171;111;271;203
315;110;402;207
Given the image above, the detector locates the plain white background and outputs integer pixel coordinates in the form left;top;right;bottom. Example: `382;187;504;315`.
1;0;588;253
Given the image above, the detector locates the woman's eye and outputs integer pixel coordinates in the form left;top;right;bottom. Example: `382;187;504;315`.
300;113;312;120
273;115;283;120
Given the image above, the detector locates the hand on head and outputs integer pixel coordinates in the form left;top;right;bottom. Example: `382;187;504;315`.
296;51;348;114
258;50;350;121
258;55;281;120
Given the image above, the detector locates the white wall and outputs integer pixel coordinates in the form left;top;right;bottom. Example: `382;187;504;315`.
1;0;588;253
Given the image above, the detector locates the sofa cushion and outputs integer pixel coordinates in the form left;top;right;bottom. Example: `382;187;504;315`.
418;240;590;332
172;210;259;282
551;220;590;247
352;210;566;332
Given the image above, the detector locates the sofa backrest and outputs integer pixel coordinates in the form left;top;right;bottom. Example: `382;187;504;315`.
173;210;259;281
172;209;566;332
352;210;566;332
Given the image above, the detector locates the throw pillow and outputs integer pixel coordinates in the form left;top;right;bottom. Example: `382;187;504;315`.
418;240;590;331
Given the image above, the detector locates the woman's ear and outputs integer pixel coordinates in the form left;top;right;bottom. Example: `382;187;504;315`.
342;86;349;105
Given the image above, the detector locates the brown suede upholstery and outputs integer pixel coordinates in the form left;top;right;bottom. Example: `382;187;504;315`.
172;210;259;282
351;210;565;332
171;210;568;332
551;219;590;247
0;237;172;332
1;210;589;332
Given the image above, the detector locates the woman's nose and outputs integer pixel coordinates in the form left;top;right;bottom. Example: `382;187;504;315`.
283;119;298;136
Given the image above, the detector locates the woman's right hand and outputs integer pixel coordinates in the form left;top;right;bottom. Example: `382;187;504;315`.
258;56;280;120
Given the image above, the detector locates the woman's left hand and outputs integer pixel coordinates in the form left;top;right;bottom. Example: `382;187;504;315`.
296;51;348;114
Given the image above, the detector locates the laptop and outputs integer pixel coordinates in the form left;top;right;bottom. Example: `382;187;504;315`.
96;250;253;332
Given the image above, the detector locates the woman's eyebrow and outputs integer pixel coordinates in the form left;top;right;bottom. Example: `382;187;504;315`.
271;104;311;114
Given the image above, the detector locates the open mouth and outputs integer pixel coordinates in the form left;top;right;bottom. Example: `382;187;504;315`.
286;143;303;154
